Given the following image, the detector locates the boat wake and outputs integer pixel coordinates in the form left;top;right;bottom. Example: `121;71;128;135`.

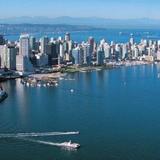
0;131;79;138
21;138;80;150
22;138;64;147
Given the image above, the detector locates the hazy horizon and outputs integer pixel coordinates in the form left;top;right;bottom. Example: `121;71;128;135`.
0;0;160;19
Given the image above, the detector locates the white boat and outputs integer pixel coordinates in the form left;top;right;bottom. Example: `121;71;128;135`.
26;82;30;87
37;83;41;87
59;77;64;80
21;139;80;150
59;140;80;149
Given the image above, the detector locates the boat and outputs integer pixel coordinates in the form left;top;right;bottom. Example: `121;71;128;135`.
47;83;50;86
59;140;80;149
43;84;47;87
37;83;41;87
0;87;8;103
26;82;30;87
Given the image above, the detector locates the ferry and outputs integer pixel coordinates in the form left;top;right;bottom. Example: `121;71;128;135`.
0;87;8;103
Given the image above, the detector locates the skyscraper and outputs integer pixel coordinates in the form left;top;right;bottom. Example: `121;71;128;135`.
0;44;17;70
97;47;104;65
40;36;49;54
82;43;92;65
88;37;95;55
19;34;30;57
72;47;80;65
17;34;34;72
0;35;5;45
30;36;37;51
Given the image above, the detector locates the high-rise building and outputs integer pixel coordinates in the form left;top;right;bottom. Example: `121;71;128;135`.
30;36;37;51
72;47;80;65
19;34;30;57
88;37;95;55
59;43;65;58
16;55;34;72
47;42;58;65
17;34;34;72
132;46;139;59
40;36;49;54
0;44;17;70
0;45;6;68
82;43;92;65
122;44;128;59
0;35;5;45
97;47;104;65
104;43;111;59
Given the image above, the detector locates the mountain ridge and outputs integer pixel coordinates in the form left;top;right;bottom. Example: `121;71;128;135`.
1;16;160;28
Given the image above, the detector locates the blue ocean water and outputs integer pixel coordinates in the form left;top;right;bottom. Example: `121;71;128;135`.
5;28;160;43
1;64;160;160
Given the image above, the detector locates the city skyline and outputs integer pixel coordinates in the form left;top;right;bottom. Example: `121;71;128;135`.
0;0;160;19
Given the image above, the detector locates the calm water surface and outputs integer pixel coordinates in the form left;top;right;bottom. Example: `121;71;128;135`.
1;64;160;160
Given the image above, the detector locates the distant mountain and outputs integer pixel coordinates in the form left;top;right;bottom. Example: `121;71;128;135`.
0;24;98;35
1;17;160;28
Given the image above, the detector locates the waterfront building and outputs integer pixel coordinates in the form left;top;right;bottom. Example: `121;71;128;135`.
72;47;80;65
115;44;122;60
30;36;37;51
104;43;111;59
35;53;48;67
16;55;34;72
0;44;17;70
79;46;84;66
68;40;73;54
63;41;69;53
82;43;92;65
59;43;65;58
97;47;104;65
47;42;58;65
40;36;49;54
17;34;34;72
0;35;5;45
88;37;95;55
122;44;128;59
19;34;30;57
132;46;139;59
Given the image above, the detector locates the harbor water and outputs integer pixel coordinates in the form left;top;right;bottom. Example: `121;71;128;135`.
1;64;160;160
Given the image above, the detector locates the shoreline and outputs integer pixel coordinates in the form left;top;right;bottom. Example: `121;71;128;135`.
60;60;153;73
0;60;155;85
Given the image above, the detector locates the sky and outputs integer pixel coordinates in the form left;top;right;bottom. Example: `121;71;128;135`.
0;0;160;19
